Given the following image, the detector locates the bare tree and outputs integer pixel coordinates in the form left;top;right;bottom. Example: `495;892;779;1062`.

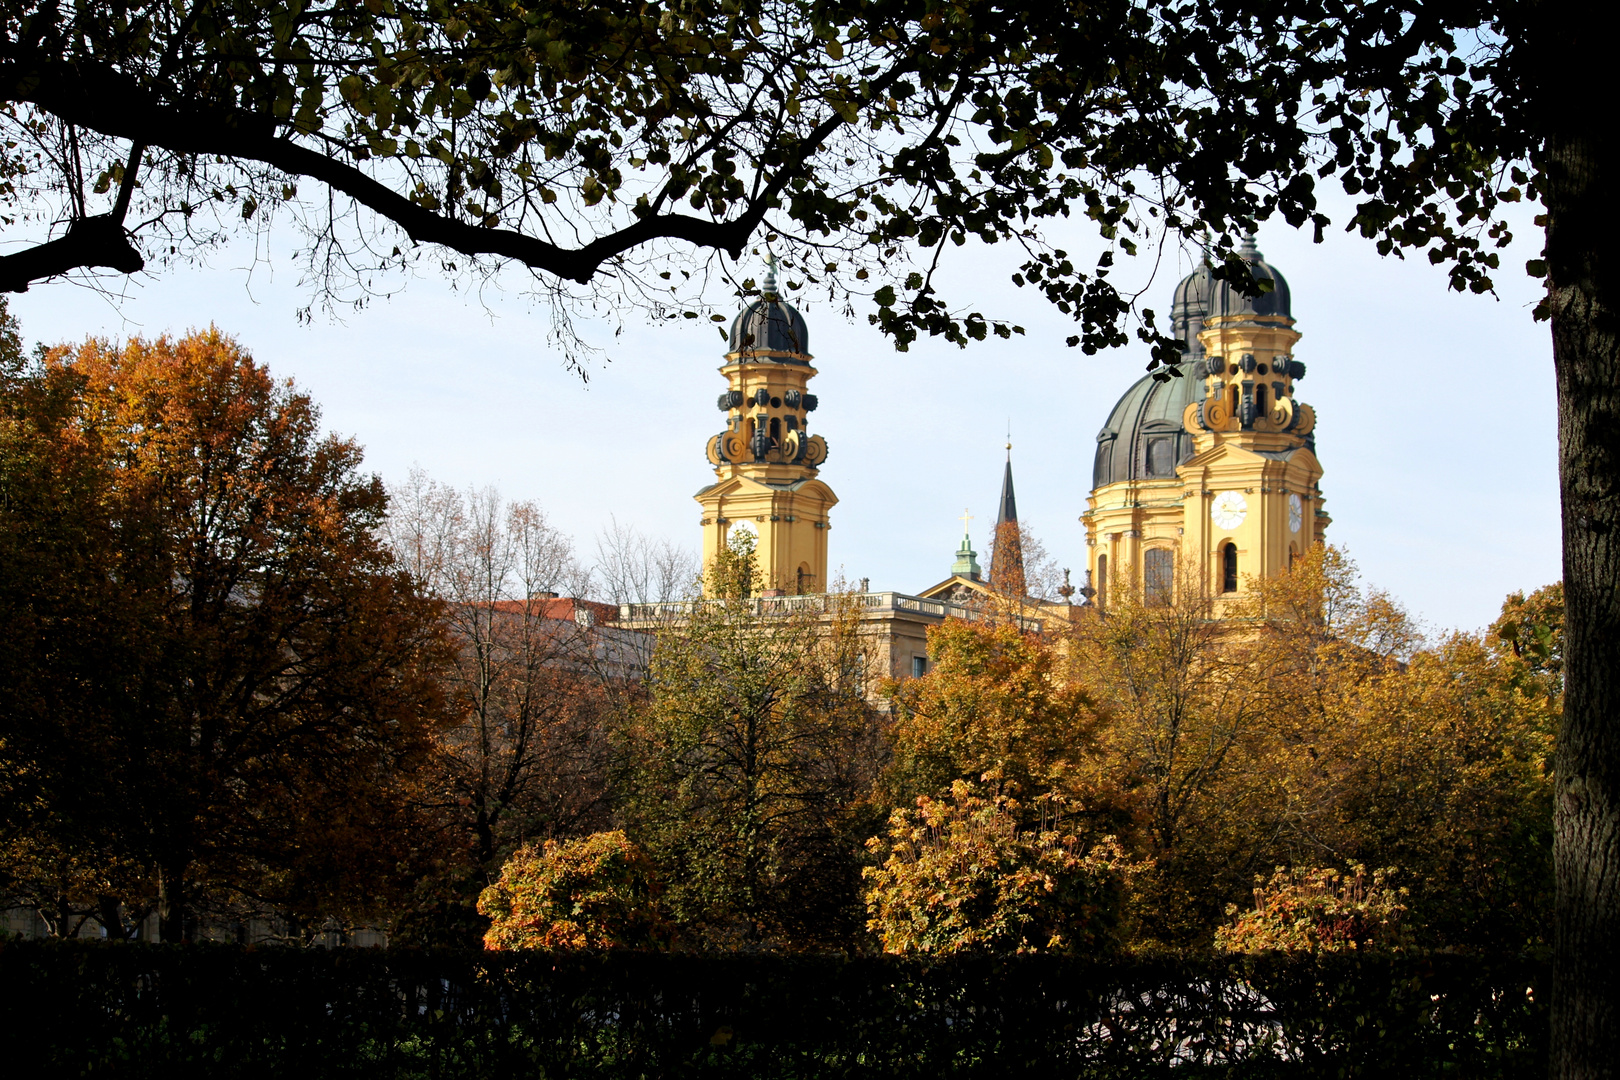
592;516;700;607
385;470;613;878
984;519;1066;603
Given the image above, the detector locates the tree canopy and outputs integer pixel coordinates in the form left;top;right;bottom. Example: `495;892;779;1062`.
617;551;884;949
868;550;1557;956
0;0;1542;362
0;317;451;941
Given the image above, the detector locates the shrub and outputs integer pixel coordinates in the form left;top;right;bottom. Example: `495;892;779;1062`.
862;782;1139;955
478;831;668;950
1215;864;1410;953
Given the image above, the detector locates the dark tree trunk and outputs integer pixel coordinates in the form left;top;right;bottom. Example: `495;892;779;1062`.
157;863;188;943
95;895;128;941
1546;121;1620;1079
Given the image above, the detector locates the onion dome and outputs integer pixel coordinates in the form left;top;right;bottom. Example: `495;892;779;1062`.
1092;363;1203;489
1208;234;1291;320
728;258;810;356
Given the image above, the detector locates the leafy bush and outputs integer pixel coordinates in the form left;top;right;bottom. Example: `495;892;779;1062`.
863;782;1139;955
1215;865;1410;953
478;831;667;950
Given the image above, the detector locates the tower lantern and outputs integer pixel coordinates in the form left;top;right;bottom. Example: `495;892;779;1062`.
695;261;837;594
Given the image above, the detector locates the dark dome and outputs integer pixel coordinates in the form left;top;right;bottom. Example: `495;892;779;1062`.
728;268;810;356
1092;362;1203;489
1209;235;1291;320
1171;263;1213;359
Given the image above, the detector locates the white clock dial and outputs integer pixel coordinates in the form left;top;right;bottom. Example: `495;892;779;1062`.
1288;493;1303;534
1211;490;1248;530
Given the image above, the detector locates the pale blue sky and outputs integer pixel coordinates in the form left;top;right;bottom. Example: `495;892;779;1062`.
8;192;1557;636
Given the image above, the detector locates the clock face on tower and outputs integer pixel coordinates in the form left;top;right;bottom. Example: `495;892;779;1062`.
1288;493;1303;534
1211;490;1248;530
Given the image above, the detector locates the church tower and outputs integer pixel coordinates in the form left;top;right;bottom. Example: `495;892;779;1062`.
1084;238;1327;607
695;261;837;594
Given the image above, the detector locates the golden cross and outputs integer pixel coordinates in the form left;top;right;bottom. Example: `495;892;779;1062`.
960;508;974;534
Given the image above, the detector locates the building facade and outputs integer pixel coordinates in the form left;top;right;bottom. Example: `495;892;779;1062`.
1084;239;1329;608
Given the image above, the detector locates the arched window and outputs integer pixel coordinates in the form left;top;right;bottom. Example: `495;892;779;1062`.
769;416;781;444
1222;543;1239;593
1144;548;1174;606
1095;555;1108;611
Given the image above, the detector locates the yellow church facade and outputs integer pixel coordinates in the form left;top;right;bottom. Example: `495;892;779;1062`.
642;239;1336;697
1083;238;1329;610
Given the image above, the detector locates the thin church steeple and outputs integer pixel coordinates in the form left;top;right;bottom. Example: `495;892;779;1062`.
996;446;1018;528
988;445;1025;596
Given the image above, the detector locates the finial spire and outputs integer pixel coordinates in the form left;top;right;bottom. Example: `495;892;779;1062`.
763;251;778;297
1241;231;1260;258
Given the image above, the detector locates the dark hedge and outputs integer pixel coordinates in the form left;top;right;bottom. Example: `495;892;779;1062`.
0;942;1545;1078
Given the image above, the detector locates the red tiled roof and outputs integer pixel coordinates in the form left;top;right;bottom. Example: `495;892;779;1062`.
485;597;620;623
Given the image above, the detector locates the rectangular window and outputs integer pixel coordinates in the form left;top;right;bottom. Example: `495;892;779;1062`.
1147;437;1176;477
911;655;929;678
1144;548;1174;606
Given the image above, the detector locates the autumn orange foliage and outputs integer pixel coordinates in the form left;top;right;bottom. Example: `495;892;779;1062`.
868;546;1555;953
2;323;450;940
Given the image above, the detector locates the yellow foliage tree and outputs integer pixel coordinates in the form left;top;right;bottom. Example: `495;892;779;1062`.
1236;547;1557;950
863;781;1139;955
1053;545;1553;951
883;619;1105;811
478;831;667;951
1064;559;1282;942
